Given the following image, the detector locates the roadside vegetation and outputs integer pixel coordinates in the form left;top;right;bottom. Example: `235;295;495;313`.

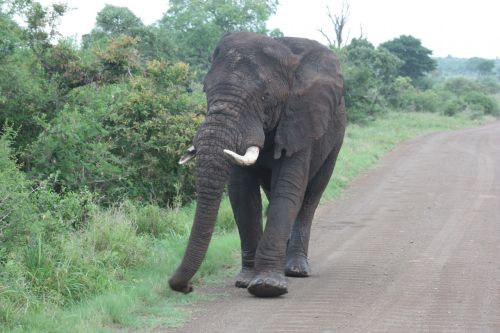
1;0;499;331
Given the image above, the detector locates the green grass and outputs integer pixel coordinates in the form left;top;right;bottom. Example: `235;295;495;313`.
1;111;492;332
1;202;240;333
7;232;239;333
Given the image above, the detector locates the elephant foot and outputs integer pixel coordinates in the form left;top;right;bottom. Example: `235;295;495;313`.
247;271;288;297
285;255;311;277
235;268;255;288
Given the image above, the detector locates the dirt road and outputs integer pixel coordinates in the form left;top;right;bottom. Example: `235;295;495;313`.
171;122;500;333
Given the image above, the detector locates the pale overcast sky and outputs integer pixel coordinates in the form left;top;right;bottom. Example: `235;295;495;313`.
39;0;500;59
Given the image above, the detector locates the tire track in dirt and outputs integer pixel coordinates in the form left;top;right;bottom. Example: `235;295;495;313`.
168;122;500;333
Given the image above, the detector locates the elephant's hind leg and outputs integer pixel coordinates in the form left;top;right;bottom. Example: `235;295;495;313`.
285;146;342;277
285;200;317;277
228;166;263;288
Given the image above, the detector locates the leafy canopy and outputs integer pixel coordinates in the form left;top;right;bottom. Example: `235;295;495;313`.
380;35;436;81
466;57;495;76
339;38;402;122
160;0;280;72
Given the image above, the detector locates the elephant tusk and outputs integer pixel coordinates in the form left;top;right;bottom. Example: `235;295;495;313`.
223;146;260;166
179;145;196;165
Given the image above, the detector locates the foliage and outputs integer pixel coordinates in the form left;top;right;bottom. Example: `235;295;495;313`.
93;34;141;82
0;130;98;325
463;91;499;115
160;0;280;73
443;77;480;95
26;60;204;206
0;1;81;149
1;1;499;331
1;112;488;332
94;4;144;36
436;56;500;79
339;37;498;122
339;38;402;123
466;57;495;76
82;5;175;62
380;35;437;82
386;76;499;117
0;49;56;149
0;4;22;60
9;0;69;74
0;129;35;249
25;88;127;201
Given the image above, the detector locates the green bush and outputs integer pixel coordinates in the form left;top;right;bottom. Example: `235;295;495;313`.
106;62;204;204
386;76;414;109
443;98;466;116
409;90;441;113
443;77;481;95
477;78;500;94
0;130;100;325
26;60;205;206
26;102;127;202
0;129;36;250
464;91;499;115
0;50;58;149
388;77;445;113
339;38;402;123
388;76;499;117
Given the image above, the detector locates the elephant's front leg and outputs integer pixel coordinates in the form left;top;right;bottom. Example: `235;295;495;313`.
228;166;263;288
286;145;342;277
247;150;310;297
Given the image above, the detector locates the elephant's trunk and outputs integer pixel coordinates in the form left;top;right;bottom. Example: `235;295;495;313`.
169;120;236;293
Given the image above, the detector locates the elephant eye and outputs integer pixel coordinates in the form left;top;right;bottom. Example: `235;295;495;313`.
261;92;273;103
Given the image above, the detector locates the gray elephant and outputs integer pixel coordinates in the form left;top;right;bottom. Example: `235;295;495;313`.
169;32;346;297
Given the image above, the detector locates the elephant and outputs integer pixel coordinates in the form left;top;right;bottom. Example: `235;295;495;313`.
169;32;346;298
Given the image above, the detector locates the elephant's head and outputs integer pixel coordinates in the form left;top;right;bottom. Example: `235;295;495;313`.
169;32;343;293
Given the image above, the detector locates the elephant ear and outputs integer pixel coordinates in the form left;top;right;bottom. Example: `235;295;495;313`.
274;43;344;159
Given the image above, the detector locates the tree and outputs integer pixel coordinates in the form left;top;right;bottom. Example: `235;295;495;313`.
466;57;495;76
95;4;143;36
339;38;402;122
159;0;279;73
0;0;68;149
82;5;144;47
319;0;350;49
0;4;22;60
380;35;436;81
82;5;175;61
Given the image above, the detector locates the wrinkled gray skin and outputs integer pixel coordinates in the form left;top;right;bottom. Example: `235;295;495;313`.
169;32;346;297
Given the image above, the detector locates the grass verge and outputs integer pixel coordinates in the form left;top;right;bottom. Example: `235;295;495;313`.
1;111;492;332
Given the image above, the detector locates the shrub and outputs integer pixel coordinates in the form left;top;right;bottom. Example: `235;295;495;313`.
0;129;36;250
464;91;499;115
477;78;500;94
339;39;402;123
0;50;58;149
409;90;441;113
26;102;127;202
443;77;481;95
0;130;100;325
443;98;466;116
26;61;205;206
107;64;203;204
